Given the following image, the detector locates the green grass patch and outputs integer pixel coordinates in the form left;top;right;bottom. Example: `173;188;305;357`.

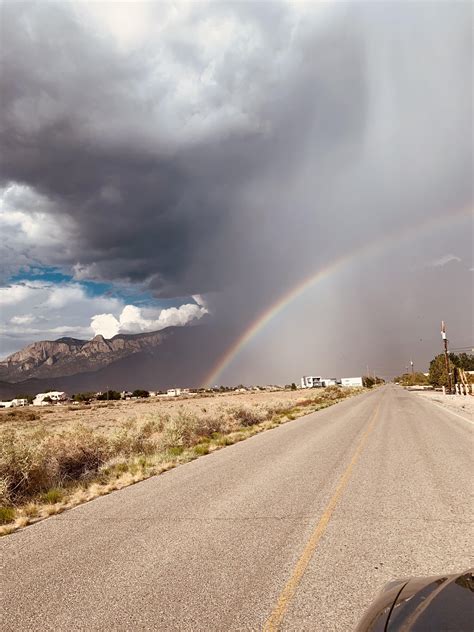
167;446;184;457
40;488;65;504
0;506;15;524
193;444;210;456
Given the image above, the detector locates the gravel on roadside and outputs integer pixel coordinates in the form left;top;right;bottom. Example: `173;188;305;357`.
413;389;474;418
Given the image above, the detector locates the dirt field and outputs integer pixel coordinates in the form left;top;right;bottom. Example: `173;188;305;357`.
0;389;310;434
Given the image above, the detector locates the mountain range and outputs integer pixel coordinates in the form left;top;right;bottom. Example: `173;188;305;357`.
0;326;219;398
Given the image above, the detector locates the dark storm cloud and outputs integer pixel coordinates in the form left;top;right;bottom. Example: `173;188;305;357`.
0;1;472;379
0;1;370;296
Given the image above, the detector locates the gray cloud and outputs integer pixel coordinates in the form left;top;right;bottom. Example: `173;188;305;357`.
0;2;370;291
0;1;472;380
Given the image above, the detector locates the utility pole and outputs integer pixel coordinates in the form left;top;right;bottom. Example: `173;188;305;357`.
410;360;414;375
441;321;452;394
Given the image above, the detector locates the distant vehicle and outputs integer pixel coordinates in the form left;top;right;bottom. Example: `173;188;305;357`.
355;569;473;631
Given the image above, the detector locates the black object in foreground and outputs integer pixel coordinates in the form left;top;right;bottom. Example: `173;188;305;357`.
355;569;473;631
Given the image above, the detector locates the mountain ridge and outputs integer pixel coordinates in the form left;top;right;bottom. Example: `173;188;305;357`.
0;329;169;382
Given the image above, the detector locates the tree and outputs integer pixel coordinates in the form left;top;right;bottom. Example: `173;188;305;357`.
97;390;121;401
132;389;149;398
428;352;474;388
429;354;455;388
455;353;474;371
291;383;297;390
73;392;95;402
393;372;429;386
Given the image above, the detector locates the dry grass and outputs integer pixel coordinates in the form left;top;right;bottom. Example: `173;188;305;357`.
0;386;362;535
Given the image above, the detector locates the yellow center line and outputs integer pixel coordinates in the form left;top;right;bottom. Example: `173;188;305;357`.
263;399;382;631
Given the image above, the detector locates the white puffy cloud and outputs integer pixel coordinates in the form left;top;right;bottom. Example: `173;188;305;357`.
90;301;209;337
0;184;77;281
0;278;209;357
0;281;121;357
90;313;121;339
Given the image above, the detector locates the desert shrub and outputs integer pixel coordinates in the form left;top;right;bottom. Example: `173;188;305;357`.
193;444;209;456
162;412;198;448
0;430;51;503
325;386;346;400
297;398;316;407
0;477;10;505
154;414;169;432
41;488;64;504
140;419;160;437
6;409;39;421
0;426;111;503
111;426;157;456
167;446;184;457
192;412;230;438
111;418;161;456
0;506;15;524
161;410;227;449
44;428;110;479
231;405;267;427
115;462;130;474
22;503;39;517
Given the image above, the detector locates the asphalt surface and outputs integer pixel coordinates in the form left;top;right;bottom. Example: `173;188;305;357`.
1;385;472;631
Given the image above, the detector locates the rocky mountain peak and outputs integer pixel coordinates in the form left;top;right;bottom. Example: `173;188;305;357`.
0;329;167;382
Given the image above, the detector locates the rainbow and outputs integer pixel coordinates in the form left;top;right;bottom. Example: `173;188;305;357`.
203;206;472;386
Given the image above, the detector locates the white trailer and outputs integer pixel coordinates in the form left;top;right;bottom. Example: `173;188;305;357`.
341;377;363;388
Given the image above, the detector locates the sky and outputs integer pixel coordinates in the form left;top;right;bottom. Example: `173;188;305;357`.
0;0;472;384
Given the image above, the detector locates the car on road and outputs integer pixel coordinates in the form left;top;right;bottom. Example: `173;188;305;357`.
355;569;473;631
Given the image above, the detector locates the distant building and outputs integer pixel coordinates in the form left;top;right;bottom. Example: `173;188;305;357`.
301;376;362;388
166;388;190;397
33;391;68;406
0;398;28;408
301;376;323;388
301;376;339;388
340;377;363;388
11;398;28;407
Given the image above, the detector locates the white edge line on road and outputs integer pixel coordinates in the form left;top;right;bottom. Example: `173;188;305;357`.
418;396;474;425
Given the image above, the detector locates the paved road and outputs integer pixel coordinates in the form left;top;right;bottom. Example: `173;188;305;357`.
1;385;472;631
